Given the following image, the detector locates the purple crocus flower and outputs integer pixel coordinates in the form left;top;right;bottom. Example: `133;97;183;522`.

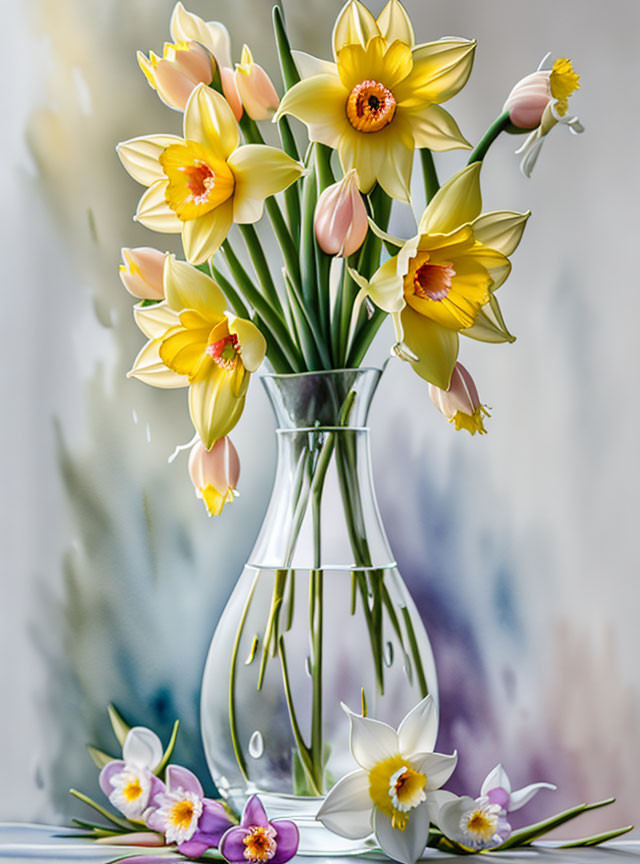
98;727;165;820
145;764;233;858
219;796;299;864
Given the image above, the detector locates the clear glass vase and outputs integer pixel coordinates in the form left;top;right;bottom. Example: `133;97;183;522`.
200;369;438;855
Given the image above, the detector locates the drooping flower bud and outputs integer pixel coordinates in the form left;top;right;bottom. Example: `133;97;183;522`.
188;437;240;516
137;40;214;111
503;71;552;130
119;247;167;300
428;362;489;435
314;169;369;257
234;45;280;121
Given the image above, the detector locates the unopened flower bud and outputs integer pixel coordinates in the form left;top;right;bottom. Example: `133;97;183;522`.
138;40;214;111
188;437;240;517
119;247;166;300
428;362;489;435
234;45;279;121
314;169;368;257
504;56;580;130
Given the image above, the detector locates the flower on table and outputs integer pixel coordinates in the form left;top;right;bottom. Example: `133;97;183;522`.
428;790;511;851
99;727;165;821
138;40;214;112
189;436;240;516
428;362;488;435
481;763;556;812
145;765;233;858
219;795;299;864
119;247;167;300
170;1;243;120
235;45;280;122
117;84;305;265
351;162;529;389
504;55;582;177
274;0;475;201
128;255;266;449
316;695;457;864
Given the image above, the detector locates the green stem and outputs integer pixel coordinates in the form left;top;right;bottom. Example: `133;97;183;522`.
420;149;440;203
228;571;260;780
310;569;324;792
467;110;511;164
272;5;301;90
69;790;135;832
257;570;288;690
284;272;322;370
400;605;429;698
238;223;284;315
346;307;386;368
265;197;302;289
209;262;251;320
253;313;295;374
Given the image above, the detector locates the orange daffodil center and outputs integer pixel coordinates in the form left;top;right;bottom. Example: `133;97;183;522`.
274;0;476;201
117;84;304;265
243;825;278;862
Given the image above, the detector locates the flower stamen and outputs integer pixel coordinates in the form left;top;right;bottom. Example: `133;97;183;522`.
413;260;456;302
206;333;240;370
347;80;397;133
243;825;278;862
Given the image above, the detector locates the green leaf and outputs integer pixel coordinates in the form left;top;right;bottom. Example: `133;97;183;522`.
138;298;162;307
154;720;180;776
107;704;131;748
496;798;616;850
272;6;301;91
87;745;117;770
69;789;136;832
292;749;315;796
558;824;634;848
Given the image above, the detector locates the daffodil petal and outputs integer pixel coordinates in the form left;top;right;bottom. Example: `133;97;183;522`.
436;796;476;840
275;74;348;149
426;789;458;825
189;363;246;449
471;210;530;256
316;769;373;839
128;337;189;388
419;162;482;236
337;37;411;92
227;315;267;373
397;695;438;756
414;750;458;791
135;180;183;232
377;0;415;46
508;782;557;811
122;727;164;772
332;0;380;55
480;764;511;799
182;200;234;264
184;83;239;159
164;255;227;318
376;128;413;202
170;2;232;67
367;219;403;249
134;302;181;339
227;145;305;221
292;50;337;79
462;294;515;344
373;802;429;864
398;38;476;106
117;135;182;186
464;245;512;291
407;103;471;151
346;709;399;770
400;306;458;390
354;256;404;313
160;326;210;377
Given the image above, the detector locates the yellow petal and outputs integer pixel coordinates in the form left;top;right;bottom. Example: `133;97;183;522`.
396;39;476;106
406;103;471;151
338;127;383;194
117;135;183;186
182;199;235;264
292;50;337;79
377;0;414;46
134;302;181;339
337;37;411;92
376;125;413;202
332;0;380;55
419;162;482;236
401;305;458;389
274;74;348;149
135;180;183;232
164;254;227;318
159;326;210;377
128;337;190;388
350;256;405;314
184;83;239;159
227;145;305;223
470;210;530;256
201;484;235;516
170;2;232;67
462;294;516;344
227;315;267;372
188;363;246;449
463;244;512;292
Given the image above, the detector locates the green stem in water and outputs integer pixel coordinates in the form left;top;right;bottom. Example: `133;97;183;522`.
228;571;260;781
400;605;429;698
467;110;511;165
256;570;288;690
420;149;440;203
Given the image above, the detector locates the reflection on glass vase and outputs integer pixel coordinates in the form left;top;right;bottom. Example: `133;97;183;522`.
201;368;437;855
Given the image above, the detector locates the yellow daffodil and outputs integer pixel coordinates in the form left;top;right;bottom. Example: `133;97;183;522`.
129;255;266;448
352;162;529;388
137;40;214;111
117;84;305;265
274;0;475;201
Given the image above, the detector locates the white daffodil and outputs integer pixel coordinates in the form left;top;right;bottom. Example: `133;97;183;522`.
316;696;457;864
428;790;511;850
99;726;164;820
480;763;556;812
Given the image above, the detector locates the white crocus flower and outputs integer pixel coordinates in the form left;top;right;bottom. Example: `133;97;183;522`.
428;791;511;850
316;696;457;864
481;763;556;812
99;727;164;820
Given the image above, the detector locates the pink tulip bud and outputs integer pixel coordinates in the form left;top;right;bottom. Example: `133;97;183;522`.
119;247;167;300
314;169;368;257
234;45;280;121
189;437;240;517
138;40;214;111
220;65;243;121
503;70;552;129
428;362;489;435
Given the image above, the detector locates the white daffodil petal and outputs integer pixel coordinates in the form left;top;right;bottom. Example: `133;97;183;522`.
128;338;189;388
292;50;338;79
316;769;373;840
117;135;182;186
184;84;239;158
437;796;476;841
164;255;227;318
346;709;399;770
373;802;429;864
509;782;557;812
426;789;458;826
227;315;267;373
134;302;181;339
419;162;482;236
122;726;164;771
471;211;530;256
415;750;458;791
136;181;183;232
480;763;511;799
397;695;438;756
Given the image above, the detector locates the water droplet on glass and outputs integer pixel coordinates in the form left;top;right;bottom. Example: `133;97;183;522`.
132;410;138;425
305;656;312;678
145;422;152;443
248;730;264;759
384;641;394;667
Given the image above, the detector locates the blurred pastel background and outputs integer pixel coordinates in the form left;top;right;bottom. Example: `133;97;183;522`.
2;0;638;841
